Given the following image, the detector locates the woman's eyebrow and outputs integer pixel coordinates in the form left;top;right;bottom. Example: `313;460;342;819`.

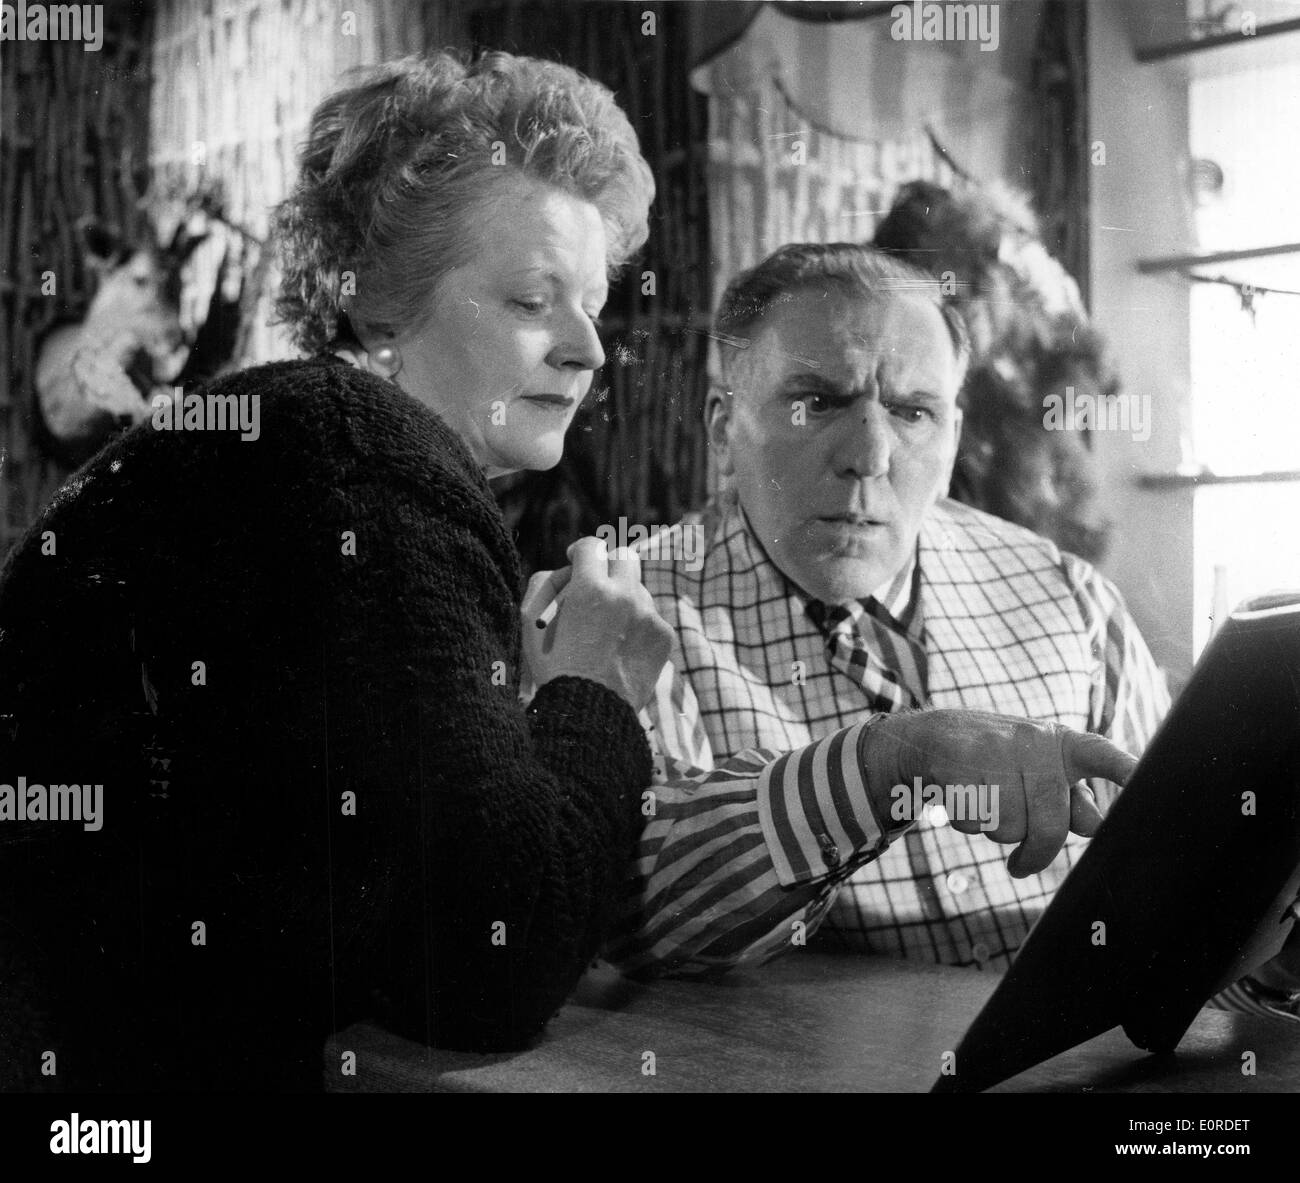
505;266;554;281
505;266;607;297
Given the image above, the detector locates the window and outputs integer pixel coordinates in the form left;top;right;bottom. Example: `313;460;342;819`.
1186;54;1300;655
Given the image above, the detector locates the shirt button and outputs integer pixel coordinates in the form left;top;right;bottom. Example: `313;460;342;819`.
946;871;970;895
928;803;949;828
971;941;991;965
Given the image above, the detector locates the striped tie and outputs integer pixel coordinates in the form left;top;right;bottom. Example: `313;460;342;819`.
806;595;928;712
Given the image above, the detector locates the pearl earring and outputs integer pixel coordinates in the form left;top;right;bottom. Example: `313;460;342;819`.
369;343;403;381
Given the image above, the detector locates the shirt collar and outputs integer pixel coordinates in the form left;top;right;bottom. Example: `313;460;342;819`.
723;496;923;635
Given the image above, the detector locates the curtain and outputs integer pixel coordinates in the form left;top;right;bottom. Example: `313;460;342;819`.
470;1;713;575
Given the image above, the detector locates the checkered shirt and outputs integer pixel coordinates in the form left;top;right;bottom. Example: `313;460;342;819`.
606;494;1170;976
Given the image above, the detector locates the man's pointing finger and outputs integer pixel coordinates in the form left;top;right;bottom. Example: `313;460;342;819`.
1061;728;1138;790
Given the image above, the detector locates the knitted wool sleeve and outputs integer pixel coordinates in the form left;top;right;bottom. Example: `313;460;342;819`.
319;476;652;1052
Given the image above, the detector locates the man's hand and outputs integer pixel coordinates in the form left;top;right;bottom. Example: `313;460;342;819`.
865;709;1138;878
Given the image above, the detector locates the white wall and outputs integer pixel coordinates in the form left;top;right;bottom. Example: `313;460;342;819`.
1088;0;1196;685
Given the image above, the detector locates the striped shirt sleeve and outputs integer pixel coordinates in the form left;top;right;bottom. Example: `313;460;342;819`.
755;718;897;885
607;663;906;976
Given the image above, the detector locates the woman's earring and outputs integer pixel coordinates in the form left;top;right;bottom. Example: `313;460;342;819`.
369;343;403;381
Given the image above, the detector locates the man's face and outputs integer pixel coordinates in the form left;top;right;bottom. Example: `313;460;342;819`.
710;288;963;604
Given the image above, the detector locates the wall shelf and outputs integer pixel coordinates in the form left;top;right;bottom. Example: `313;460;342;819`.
1136;244;1300;294
1137;469;1300;490
1134;18;1300;78
1137;243;1300;274
1136;17;1300;62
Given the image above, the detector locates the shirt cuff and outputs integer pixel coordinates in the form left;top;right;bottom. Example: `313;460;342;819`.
755;716;896;887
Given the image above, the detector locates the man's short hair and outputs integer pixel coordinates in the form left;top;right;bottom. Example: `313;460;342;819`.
713;242;971;387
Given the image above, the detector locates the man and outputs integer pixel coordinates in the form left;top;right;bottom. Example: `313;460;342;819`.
602;242;1171;976
533;242;1298;1019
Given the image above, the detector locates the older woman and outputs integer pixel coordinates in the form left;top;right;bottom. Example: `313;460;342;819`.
0;50;670;1091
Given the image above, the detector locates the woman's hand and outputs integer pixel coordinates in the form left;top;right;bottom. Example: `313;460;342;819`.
521;537;673;712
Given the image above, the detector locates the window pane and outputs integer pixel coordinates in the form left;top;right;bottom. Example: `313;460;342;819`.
1189;281;1300;474
1189;59;1300;254
1192;481;1300;658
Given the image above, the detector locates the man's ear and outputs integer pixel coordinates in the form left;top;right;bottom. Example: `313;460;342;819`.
705;385;736;478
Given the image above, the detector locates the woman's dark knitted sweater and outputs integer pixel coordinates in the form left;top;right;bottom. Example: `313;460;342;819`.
0;355;651;1091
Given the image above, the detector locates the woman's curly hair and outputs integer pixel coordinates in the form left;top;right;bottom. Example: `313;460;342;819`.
271;50;655;356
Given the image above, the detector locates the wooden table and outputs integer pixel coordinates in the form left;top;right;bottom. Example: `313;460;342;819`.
323;953;1300;1092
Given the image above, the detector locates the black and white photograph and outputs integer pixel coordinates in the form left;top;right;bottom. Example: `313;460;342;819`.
0;0;1297;1162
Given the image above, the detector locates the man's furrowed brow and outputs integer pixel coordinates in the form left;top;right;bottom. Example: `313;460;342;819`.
891;387;948;407
872;359;951;395
778;371;839;391
762;345;824;373
847;321;954;357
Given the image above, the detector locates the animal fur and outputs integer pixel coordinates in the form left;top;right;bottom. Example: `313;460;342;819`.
874;180;1113;562
34;218;203;468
